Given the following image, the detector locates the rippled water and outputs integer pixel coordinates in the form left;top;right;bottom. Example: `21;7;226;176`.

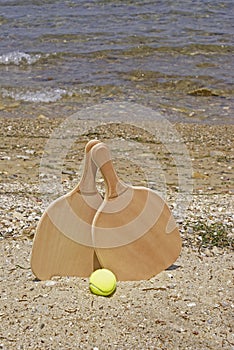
0;0;233;123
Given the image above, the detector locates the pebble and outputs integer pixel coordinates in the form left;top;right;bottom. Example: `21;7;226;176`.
16;155;30;160
209;150;224;157
187;302;197;307
1;156;11;160
37;114;49;120
44;281;57;287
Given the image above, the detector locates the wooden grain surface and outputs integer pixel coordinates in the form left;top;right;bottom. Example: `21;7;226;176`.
91;142;182;281
30;140;102;280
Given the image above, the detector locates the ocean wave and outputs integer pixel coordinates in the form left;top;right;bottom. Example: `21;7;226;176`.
1;88;72;103
0;51;42;66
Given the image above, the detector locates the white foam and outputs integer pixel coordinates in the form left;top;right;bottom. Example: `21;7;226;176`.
0;51;41;65
1;88;72;103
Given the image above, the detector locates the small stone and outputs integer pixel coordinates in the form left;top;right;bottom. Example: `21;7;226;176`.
37;114;49;120
16;155;30;160
209;150;224;157
193;172;208;179
45;281;57;287
1;156;11;160
188;88;219;96
25;149;35;155
8;102;21;108
212;246;220;255
204;248;213;257
187;302;196;307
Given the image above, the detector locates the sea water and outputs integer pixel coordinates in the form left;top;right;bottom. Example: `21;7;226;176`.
0;0;233;123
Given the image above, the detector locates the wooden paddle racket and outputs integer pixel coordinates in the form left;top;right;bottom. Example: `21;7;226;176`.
91;142;182;281
31;140;103;280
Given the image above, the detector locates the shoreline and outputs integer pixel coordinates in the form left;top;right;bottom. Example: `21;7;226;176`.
0;115;233;349
1;115;233;194
0;94;233;125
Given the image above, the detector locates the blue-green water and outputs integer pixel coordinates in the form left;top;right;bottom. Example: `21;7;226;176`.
0;0;233;123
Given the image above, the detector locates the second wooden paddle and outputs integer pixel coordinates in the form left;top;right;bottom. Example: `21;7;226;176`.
31;140;103;280
91;142;182;281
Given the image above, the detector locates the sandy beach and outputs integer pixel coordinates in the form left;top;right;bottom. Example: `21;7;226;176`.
0;116;233;350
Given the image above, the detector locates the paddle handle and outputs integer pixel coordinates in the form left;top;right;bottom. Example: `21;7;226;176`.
77;140;101;194
91;142;127;199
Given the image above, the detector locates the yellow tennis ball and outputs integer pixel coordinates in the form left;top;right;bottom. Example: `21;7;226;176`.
89;269;117;296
